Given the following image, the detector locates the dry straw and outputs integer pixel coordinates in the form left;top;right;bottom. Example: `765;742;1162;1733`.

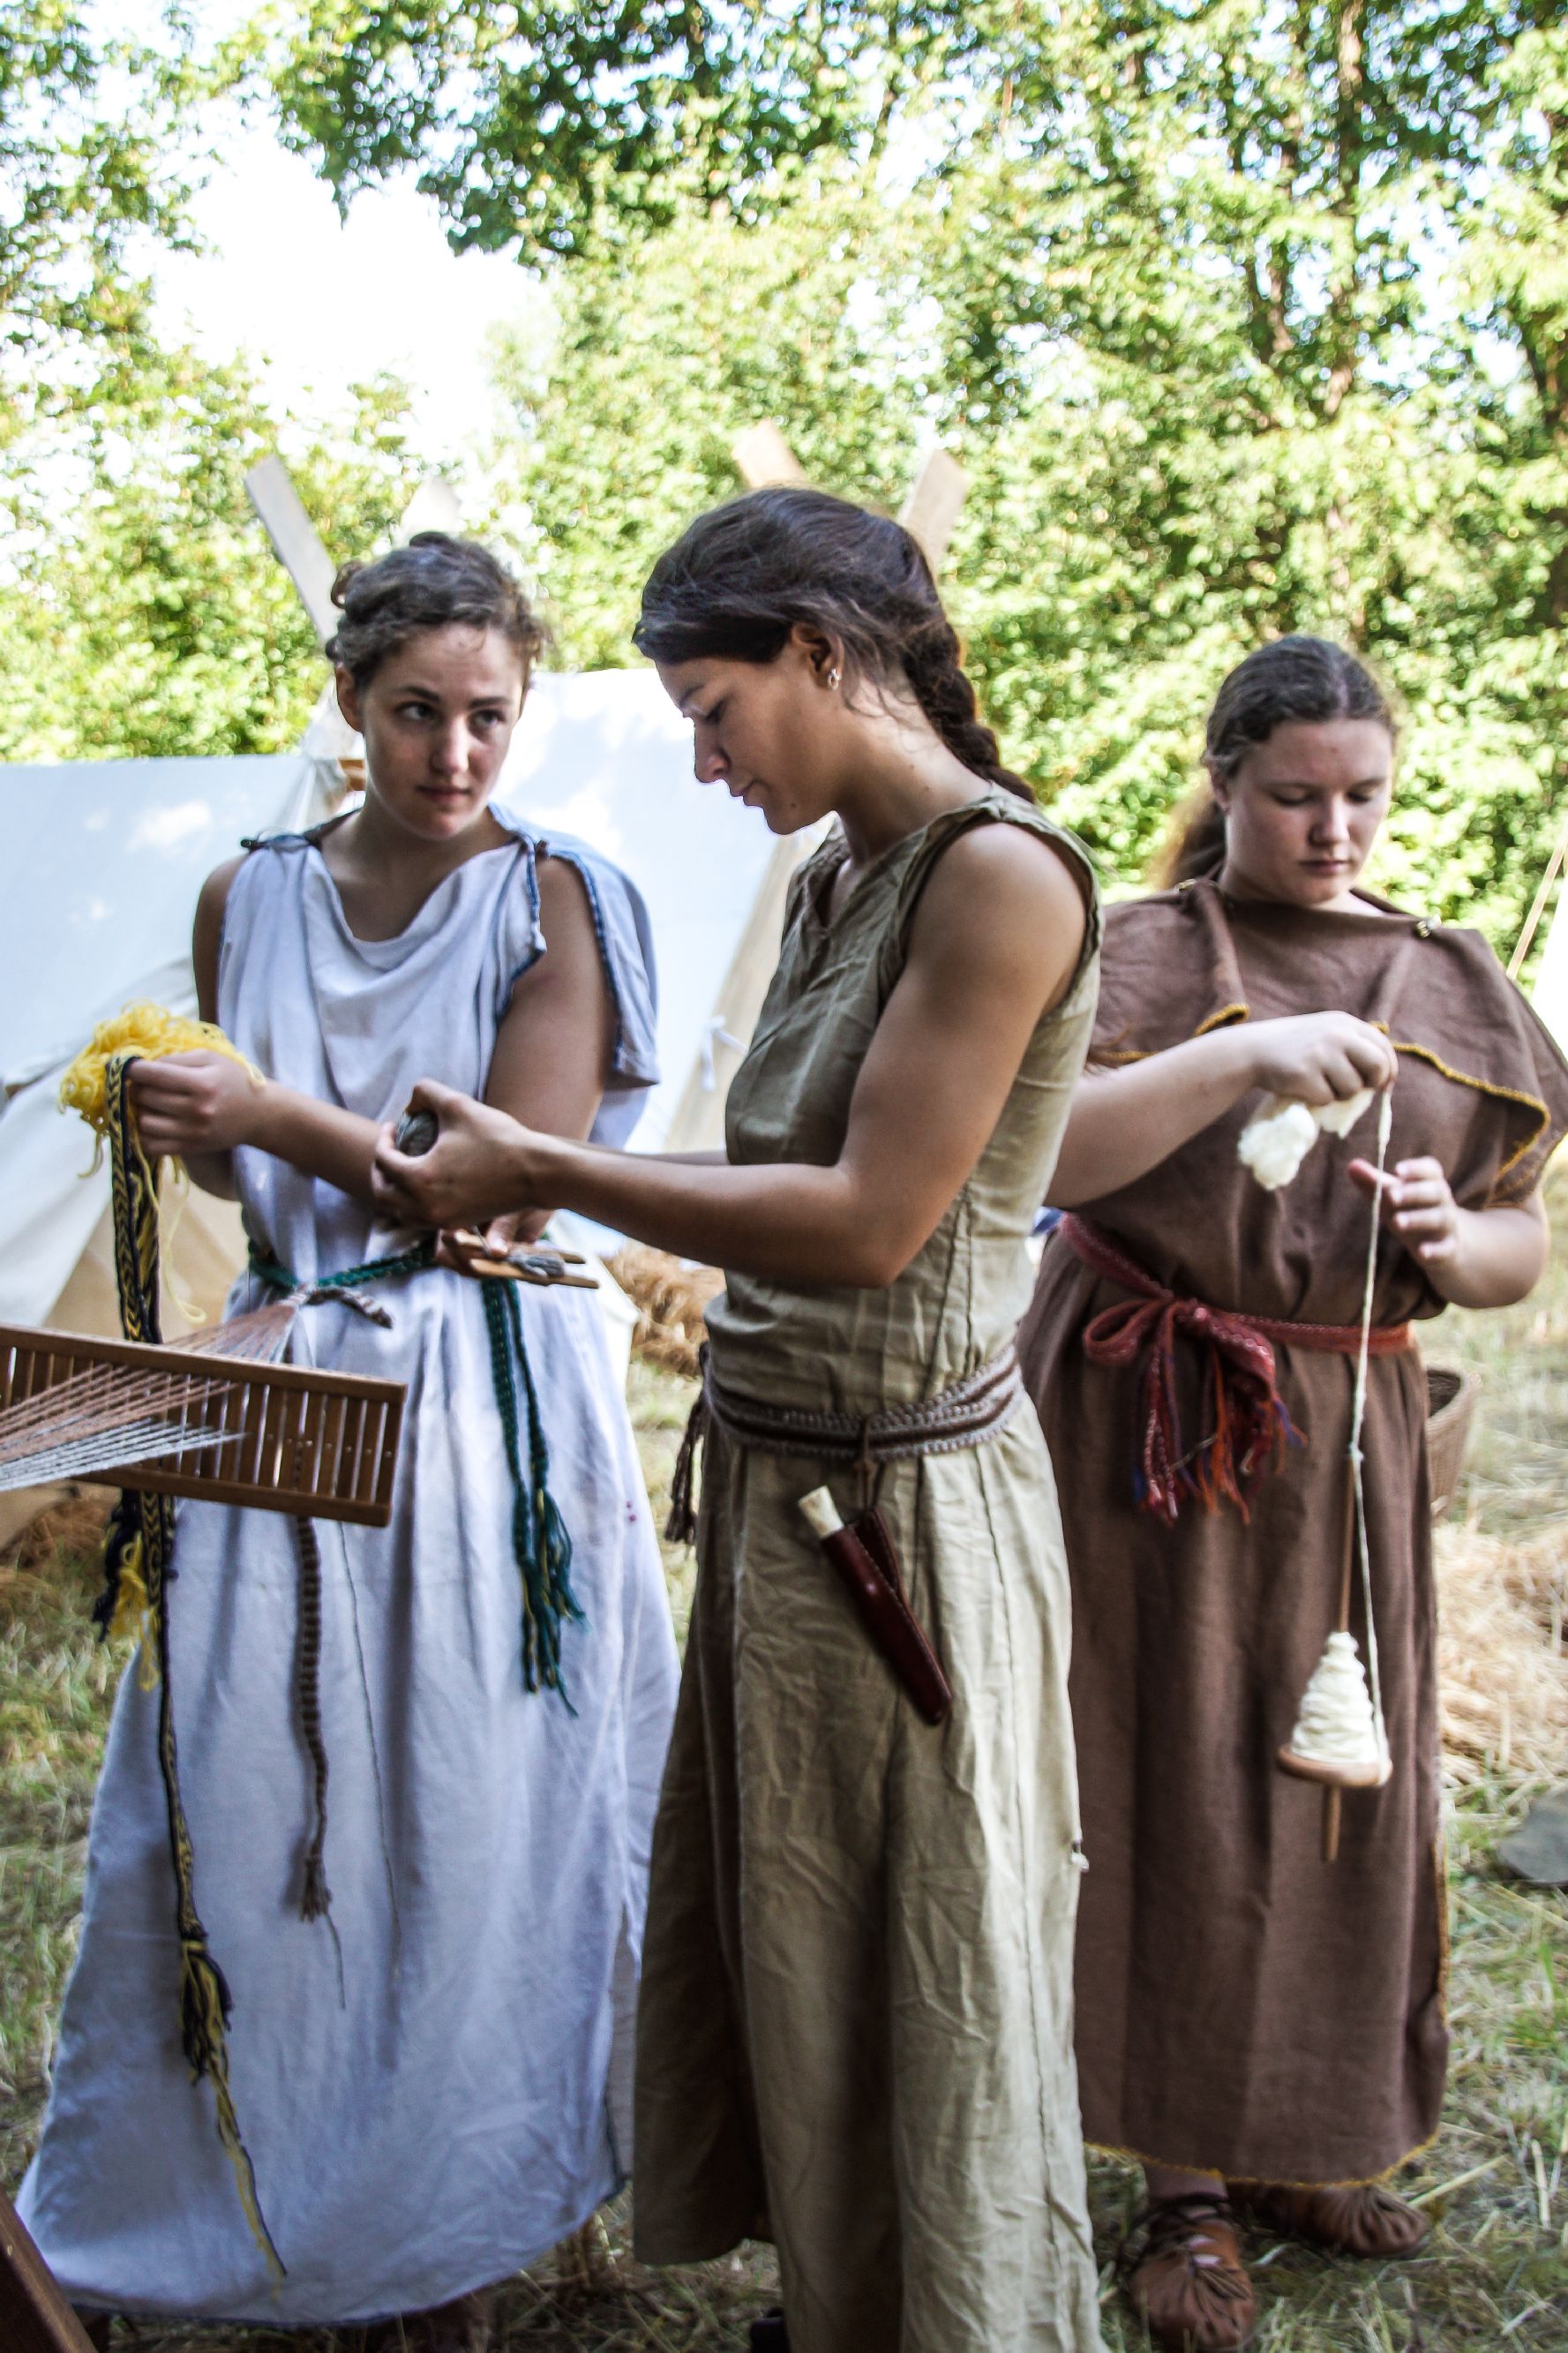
1435;1522;1568;1782
608;1246;725;1382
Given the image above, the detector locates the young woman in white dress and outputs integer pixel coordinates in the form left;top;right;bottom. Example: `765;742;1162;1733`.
19;535;680;2352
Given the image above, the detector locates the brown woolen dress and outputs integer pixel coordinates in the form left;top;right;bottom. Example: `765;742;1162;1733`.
1019;877;1568;2186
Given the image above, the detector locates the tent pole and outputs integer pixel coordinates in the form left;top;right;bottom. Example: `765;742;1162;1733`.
1508;808;1568;980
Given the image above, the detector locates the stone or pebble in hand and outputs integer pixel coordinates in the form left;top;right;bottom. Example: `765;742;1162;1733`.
394;1108;439;1157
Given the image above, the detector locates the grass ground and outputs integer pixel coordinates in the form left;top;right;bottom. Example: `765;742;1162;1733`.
3;1265;1565;2350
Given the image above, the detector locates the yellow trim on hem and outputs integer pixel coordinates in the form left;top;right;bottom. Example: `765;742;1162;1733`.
1084;2125;1443;2193
1094;1004;1252;1067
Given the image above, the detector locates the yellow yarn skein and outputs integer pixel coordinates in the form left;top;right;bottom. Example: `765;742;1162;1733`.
58;1002;259;1142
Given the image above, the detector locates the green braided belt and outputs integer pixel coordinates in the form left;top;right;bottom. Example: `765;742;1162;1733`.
249;1239;583;1702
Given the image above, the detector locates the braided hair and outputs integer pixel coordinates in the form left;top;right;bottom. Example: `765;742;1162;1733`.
326;532;545;691
634;486;1032;801
1157;635;1398;885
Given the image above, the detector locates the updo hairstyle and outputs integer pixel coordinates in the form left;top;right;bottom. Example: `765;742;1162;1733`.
634;487;1032;801
1157;635;1398;886
326;531;545;691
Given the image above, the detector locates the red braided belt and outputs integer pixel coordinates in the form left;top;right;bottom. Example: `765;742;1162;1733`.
1057;1214;1411;1525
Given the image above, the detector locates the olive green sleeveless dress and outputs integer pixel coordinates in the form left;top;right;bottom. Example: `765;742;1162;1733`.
634;789;1106;2353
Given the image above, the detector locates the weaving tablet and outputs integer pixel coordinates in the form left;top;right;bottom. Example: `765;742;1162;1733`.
0;1324;405;1527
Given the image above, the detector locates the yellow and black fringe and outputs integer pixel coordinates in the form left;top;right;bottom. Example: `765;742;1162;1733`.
95;1053;284;2282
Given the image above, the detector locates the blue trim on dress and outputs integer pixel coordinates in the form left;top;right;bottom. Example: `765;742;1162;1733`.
536;844;625;1066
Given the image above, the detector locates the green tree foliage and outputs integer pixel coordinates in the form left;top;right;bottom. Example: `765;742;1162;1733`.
486;196;931;666
9;0;1565;958
0;361;422;761
453;0;1567;951
241;2;957;261
0;8;425;763
1;3;193;418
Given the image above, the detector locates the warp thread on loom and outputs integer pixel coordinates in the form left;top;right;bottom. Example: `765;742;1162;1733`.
97;1053;284;2282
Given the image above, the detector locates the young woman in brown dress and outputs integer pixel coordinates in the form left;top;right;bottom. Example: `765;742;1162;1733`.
372;490;1107;2353
1019;636;1568;2352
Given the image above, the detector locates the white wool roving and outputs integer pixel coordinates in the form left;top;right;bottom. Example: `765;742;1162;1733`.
1314;1086;1375;1139
1237;1086;1375;1190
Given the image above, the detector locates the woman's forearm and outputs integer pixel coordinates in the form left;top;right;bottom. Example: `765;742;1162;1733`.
251;1086;384;1209
491;1132;908;1286
1047;1028;1260;1207
1422;1200;1549;1311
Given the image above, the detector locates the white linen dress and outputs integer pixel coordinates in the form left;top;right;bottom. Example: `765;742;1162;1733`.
19;808;681;2325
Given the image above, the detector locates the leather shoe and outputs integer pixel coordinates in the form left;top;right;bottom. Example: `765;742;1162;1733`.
1122;2191;1257;2351
1228;2178;1427;2259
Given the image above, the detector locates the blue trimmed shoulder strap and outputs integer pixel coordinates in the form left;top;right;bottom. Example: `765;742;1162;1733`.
492;808;660;1148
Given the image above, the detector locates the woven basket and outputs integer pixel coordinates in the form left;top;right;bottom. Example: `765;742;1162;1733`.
1425;1363;1477;1524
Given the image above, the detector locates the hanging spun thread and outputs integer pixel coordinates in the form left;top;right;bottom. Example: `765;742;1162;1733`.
1278;1086;1393;1860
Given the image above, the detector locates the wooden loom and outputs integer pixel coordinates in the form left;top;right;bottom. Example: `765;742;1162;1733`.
0;1321;405;1524
1;2185;98;2353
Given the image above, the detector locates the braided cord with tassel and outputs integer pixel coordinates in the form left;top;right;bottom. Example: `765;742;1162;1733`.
100;1053;284;2282
482;1275;582;1701
252;1247;582;1703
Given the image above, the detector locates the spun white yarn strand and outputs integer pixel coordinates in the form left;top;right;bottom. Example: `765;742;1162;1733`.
1350;1086;1393;1770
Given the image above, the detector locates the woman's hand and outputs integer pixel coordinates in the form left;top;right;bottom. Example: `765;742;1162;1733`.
126;1051;264;1158
1347;1152;1549;1307
1048;1011;1398;1208
1244;1013;1399;1107
1348;1154;1459;1266
371;1080;548;1231
437;1208;552;1276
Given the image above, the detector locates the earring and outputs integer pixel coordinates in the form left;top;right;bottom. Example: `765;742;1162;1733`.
827;667;841;690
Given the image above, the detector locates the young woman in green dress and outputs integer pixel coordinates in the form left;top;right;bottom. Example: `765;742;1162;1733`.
374;488;1108;2353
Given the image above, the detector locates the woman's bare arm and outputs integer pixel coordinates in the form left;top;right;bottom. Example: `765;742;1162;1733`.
1046;1012;1401;1207
373;825;1090;1286
129;850;615;1218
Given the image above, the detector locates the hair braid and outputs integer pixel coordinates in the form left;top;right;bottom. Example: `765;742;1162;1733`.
898;610;1031;800
635;485;1032;801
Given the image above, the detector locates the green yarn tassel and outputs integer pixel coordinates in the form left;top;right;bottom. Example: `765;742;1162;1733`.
482;1275;583;1703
